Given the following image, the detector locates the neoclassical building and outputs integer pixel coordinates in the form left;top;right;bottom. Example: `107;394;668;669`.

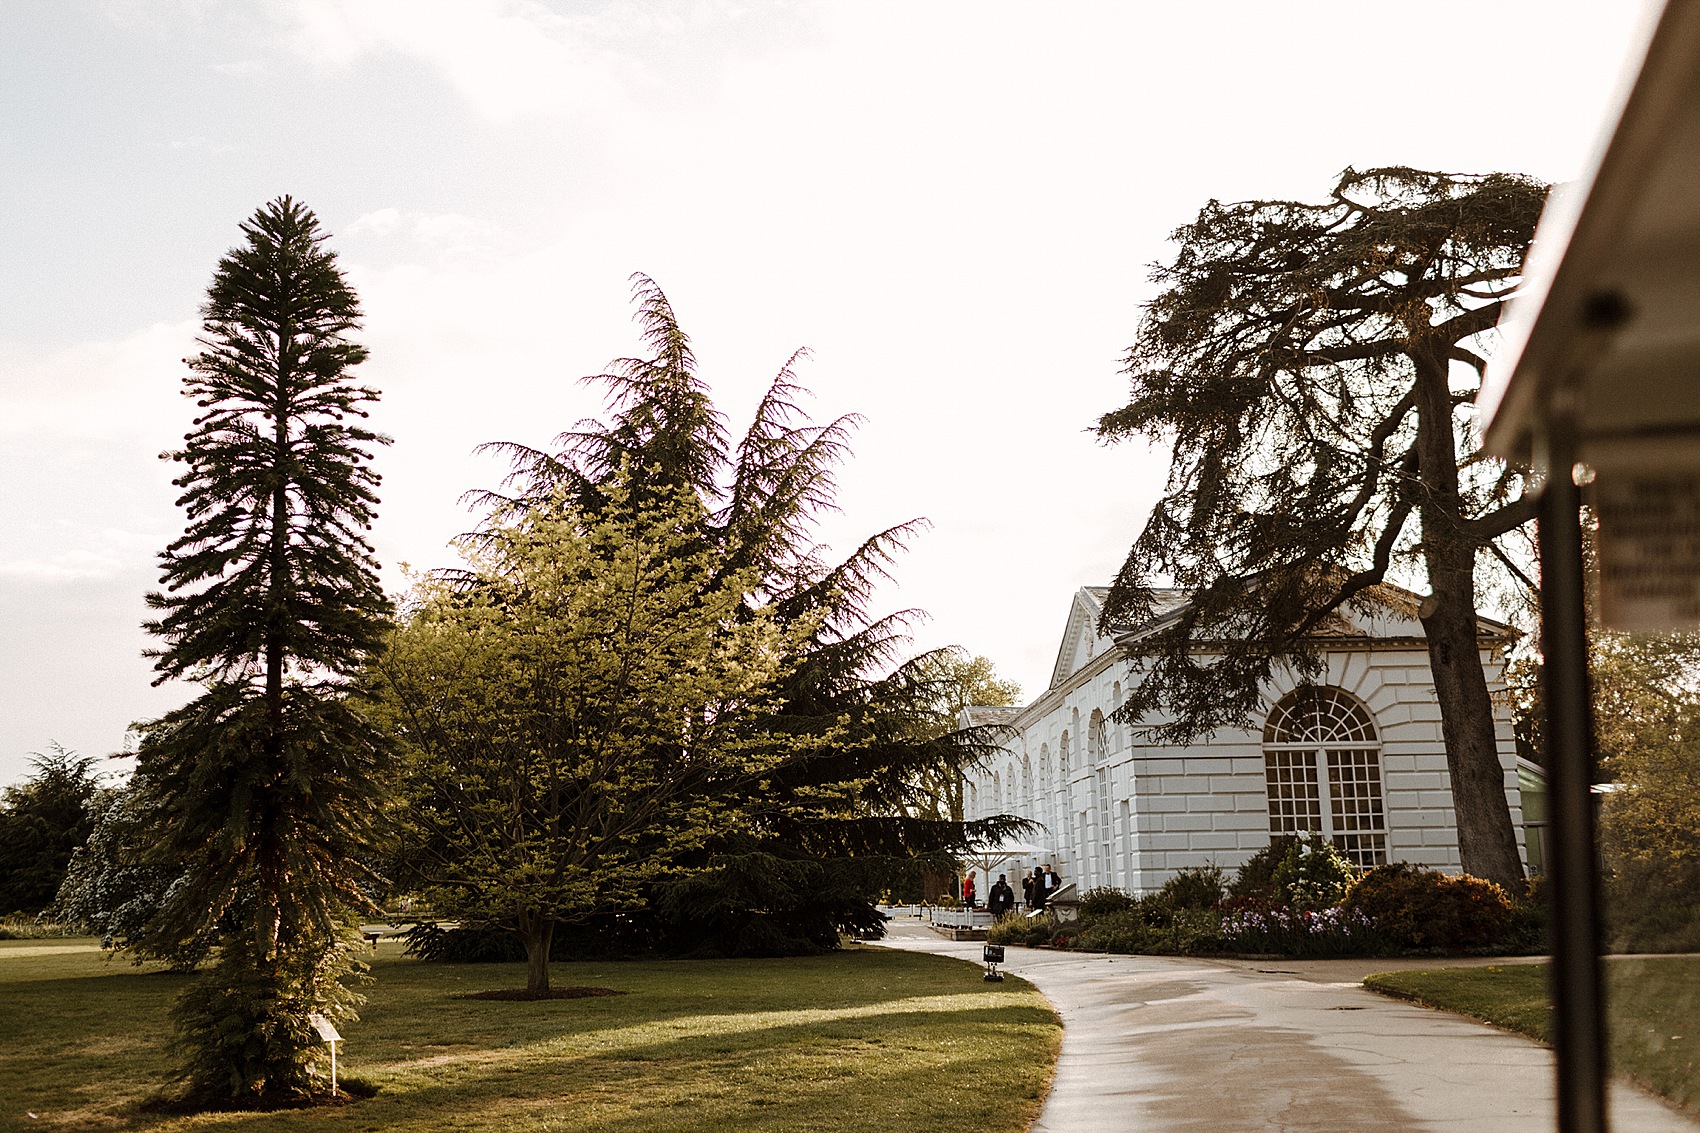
961;586;1527;894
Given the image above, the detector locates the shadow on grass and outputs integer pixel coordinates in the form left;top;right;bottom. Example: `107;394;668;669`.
4;943;1059;1133
183;1001;1059;1132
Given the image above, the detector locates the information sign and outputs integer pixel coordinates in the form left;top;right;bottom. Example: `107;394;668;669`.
1594;456;1700;630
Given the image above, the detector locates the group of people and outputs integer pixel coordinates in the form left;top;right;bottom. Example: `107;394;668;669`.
961;864;1062;916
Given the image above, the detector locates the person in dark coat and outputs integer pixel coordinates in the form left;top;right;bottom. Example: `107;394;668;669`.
1021;871;1035;911
1031;866;1049;911
988;873;1015;916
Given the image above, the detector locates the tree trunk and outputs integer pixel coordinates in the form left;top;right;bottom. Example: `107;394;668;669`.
1412;339;1525;890
517;911;554;993
1420;554;1526;888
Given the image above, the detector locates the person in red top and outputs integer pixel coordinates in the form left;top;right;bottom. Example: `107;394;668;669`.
962;871;977;909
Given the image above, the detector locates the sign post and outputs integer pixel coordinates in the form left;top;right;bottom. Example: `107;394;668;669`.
309;1013;343;1095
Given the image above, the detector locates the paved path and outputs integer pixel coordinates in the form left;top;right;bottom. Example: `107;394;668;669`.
877;921;1698;1132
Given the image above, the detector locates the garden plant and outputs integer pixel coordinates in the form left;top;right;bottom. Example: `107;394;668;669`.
989;834;1533;960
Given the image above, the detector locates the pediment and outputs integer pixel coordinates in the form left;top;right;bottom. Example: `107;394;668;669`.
1049;588;1115;689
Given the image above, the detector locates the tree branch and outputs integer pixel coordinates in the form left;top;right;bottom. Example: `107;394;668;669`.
1463;493;1538;541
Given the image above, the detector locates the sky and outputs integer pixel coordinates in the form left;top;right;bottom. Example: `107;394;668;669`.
0;0;1659;789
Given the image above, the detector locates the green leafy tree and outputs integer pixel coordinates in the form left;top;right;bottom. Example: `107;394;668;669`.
468;275;1023;957
138;197;391;1102
380;473;800;992
906;652;1021;824
1097;167;1548;889
0;745;100;915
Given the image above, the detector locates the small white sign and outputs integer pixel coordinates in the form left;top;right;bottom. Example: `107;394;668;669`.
309;1014;342;1043
1595;458;1700;630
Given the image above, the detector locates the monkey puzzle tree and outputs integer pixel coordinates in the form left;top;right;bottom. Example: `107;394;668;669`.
139;196;391;1102
1097;167;1548;889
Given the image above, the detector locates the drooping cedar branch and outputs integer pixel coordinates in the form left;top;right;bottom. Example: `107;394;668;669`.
1097;166;1548;888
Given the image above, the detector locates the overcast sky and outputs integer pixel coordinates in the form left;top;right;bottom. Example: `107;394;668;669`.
0;0;1657;788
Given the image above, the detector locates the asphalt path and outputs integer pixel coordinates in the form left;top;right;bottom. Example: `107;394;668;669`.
876;920;1698;1132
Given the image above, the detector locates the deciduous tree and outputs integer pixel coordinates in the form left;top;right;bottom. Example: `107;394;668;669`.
380;474;799;991
1097;167;1548;888
450;275;1022;957
906;652;1021;825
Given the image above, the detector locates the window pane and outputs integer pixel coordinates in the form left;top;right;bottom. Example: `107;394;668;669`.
1327;748;1387;867
1265;750;1321;834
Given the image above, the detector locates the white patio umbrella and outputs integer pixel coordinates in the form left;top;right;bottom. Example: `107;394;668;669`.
960;838;1050;877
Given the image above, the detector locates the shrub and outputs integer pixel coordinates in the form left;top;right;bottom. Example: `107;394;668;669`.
1218;898;1380;957
1229;836;1298;900
1342;863;1513;950
1604;856;1700;953
1078;886;1138;919
1068;909;1149;953
1066;895;1225;956
0;914;77;941
1156;865;1226;911
987;911;1052;948
1271;835;1357;911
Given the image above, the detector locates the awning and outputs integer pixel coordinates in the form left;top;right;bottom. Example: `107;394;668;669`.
1481;2;1700;463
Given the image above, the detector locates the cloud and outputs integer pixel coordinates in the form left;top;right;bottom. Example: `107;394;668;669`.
283;0;636;121
277;0;816;123
345;208;498;254
345;206;404;236
0;321;196;440
0;546;137;583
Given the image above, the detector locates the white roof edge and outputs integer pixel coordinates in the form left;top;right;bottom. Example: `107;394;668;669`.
1480;0;1688;458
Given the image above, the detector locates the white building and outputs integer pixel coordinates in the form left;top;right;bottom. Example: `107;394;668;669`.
962;585;1527;895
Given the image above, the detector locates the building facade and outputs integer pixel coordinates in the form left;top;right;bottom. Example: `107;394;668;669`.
962;586;1527;894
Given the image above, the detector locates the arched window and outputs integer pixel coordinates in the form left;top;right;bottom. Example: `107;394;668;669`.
1088;709;1107;764
1039;743;1050;783
992;771;1002;808
1059;731;1070;773
1022;754;1032;798
1263;686;1386;868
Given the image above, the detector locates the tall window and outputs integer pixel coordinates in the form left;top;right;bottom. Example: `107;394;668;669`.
1262;686;1387;868
1088;709;1107;764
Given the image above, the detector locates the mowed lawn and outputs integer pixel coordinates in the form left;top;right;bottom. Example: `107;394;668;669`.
0;938;1059;1133
1365;956;1700;1117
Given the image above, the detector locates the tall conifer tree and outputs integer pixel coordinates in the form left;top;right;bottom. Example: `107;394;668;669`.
139;197;391;1102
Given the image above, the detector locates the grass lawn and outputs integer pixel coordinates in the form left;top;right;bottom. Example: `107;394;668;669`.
0;938;1059;1133
1364;956;1699;1116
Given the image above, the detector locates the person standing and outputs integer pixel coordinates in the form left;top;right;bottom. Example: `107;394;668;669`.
962;870;977;909
988;873;1015;916
1031;866;1048;911
1021;871;1035;911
